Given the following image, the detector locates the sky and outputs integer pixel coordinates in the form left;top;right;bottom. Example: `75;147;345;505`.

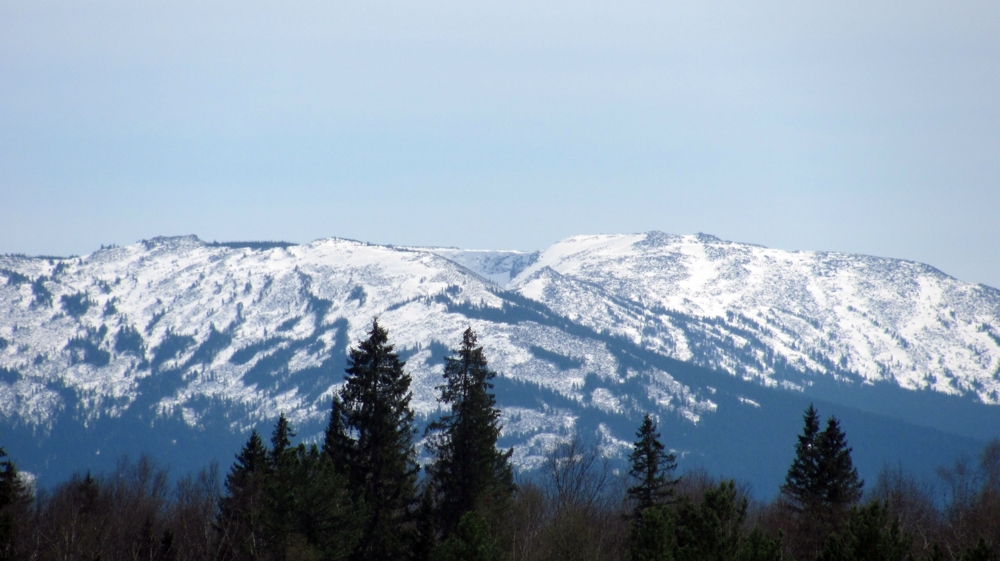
2;0;999;287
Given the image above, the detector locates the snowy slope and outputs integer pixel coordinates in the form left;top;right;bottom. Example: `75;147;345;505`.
509;232;1000;403
0;236;715;475
1;233;999;489
423;248;539;287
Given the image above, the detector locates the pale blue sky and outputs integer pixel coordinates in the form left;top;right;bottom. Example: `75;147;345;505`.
2;0;998;287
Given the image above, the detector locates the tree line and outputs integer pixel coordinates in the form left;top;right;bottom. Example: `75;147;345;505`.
1;320;999;561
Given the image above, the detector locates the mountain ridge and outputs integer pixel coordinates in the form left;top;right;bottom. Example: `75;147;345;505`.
1;232;998;493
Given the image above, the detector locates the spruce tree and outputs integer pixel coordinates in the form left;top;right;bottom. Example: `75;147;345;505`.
266;413;299;555
739;527;784;561
339;319;419;561
781;404;864;560
628;505;676;561
673;480;747;561
628;482;782;561
817;501;911;561
0;446;30;560
627;414;678;518
782;404;822;514
815;417;864;509
221;416;361;561
218;430;271;560
323;395;353;473
433;511;500;561
413;489;439;561
269;413;294;460
426;327;514;538
290;443;361;561
782;405;862;513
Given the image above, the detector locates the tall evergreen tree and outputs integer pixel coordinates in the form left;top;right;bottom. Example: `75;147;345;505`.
781;404;864;560
413;489;439;561
220;416;361;561
218;430;271;561
0;446;30;561
426;327;514;538
628;481;782;561
322;395;352;473
782;404;822;514
673;481;748;561
339;319;419;561
289;443;361;561
782;405;862;513
269;414;294;461
627;414;679;518
265;414;299;556
815;417;864;509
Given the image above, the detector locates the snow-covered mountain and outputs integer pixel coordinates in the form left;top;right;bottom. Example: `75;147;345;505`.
1;233;998;492
505;233;1000;401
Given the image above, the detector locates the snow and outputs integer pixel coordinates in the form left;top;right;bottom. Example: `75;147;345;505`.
1;231;999;472
508;231;1000;402
394;247;539;288
0;235;716;475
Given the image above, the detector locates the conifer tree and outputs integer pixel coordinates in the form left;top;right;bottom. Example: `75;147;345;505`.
673;480;747;561
269;414;294;461
413;489;439;561
0;446;30;560
628;481;781;561
265;414;299;555
290;443;361;561
628;414;678;518
339;319;419;561
433;511;500;561
221;416;360;561
628;505;676;561
783;405;862;513
817;501;911;561
426;327;514;538
739;527;784;561
781;404;863;560
323;395;352;473
218;430;271;560
815;417;864;509
782;404;822;514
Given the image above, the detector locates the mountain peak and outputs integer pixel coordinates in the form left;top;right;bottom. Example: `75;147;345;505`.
1;232;999;492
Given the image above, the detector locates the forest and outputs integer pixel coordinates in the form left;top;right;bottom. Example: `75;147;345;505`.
0;321;999;561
